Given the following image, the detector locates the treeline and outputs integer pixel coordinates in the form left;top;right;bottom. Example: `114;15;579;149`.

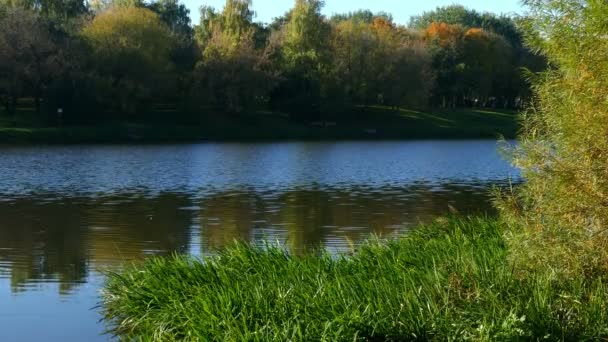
0;0;544;125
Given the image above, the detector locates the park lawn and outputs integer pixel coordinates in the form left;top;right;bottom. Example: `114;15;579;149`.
102;217;608;341
0;105;519;144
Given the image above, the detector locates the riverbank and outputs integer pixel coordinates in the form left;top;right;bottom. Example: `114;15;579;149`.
102;217;608;340
0;107;518;144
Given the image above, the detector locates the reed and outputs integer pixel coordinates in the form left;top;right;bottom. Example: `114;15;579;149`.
102;217;608;340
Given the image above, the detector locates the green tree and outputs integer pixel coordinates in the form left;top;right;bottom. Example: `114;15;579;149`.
282;0;328;67
194;0;254;49
271;0;330;120
0;7;67;118
330;9;392;25
0;0;87;22
89;0;144;13
148;0;191;37
191;0;275;114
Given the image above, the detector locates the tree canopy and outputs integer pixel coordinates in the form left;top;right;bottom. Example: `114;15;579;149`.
0;0;544;124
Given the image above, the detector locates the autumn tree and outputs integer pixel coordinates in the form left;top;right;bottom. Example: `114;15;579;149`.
461;28;511;105
82;6;174;115
0;1;545;125
329;15;432;110
329;18;374;106
424;22;465;108
416;5;544;108
410;4;517;37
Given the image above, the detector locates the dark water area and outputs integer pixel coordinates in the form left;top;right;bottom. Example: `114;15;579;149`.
0;141;519;341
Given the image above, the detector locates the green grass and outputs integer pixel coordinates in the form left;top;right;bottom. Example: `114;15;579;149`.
101;217;608;341
0;106;519;144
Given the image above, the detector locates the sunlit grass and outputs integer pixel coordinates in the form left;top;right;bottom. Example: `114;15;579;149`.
101;217;608;340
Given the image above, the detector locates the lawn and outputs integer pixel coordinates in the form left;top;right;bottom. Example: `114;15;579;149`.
0;105;519;143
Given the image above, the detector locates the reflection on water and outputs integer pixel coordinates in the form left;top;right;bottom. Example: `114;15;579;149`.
0;141;518;341
0;184;498;294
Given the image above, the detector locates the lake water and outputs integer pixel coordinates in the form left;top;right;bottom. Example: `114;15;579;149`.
0;141;519;341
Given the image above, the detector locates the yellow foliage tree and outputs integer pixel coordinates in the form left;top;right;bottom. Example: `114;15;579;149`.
81;7;174;113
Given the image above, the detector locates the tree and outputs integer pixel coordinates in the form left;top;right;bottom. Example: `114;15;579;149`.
461;28;511;105
191;0;275;114
89;0;144;13
500;0;608;277
424;22;466;108
0;7;66;118
410;4;515;36
270;0;330;120
330;9;392;24
282;0;328;65
369;19;432;108
148;0;191;37
0;0;87;22
81;6;174;115
194;0;254;49
329;18;375;106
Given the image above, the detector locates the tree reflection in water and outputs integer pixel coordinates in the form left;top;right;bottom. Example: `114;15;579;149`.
0;183;499;294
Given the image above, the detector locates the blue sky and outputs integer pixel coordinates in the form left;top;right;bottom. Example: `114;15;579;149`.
184;0;524;25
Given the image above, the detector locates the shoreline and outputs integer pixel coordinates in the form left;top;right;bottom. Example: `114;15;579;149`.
0;108;519;144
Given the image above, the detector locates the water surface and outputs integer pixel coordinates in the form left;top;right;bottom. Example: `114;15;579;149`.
0;141;519;341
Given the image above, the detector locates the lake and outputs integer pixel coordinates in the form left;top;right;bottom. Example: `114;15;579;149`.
0;141;519;341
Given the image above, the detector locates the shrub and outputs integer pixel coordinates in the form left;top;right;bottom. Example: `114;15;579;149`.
498;0;608;277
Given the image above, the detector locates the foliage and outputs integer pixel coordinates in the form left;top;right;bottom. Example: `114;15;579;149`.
81;6;174;114
330;9;392;24
410;4;521;44
416;5;545;109
0;1;542;127
190;0;275;114
270;0;330;119
102;217;608;340
498;0;608;278
0;7;68;118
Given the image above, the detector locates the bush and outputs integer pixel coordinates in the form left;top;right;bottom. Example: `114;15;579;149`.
498;0;608;278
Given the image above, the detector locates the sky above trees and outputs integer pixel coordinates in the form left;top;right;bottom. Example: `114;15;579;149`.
187;0;523;25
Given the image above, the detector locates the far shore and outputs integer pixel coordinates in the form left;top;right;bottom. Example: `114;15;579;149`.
0;107;519;144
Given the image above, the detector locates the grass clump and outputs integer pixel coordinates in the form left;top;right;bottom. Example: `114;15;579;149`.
102;217;608;341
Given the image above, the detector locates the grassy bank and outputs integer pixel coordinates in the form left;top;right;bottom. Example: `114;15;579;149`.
0;107;518;144
102;217;608;340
